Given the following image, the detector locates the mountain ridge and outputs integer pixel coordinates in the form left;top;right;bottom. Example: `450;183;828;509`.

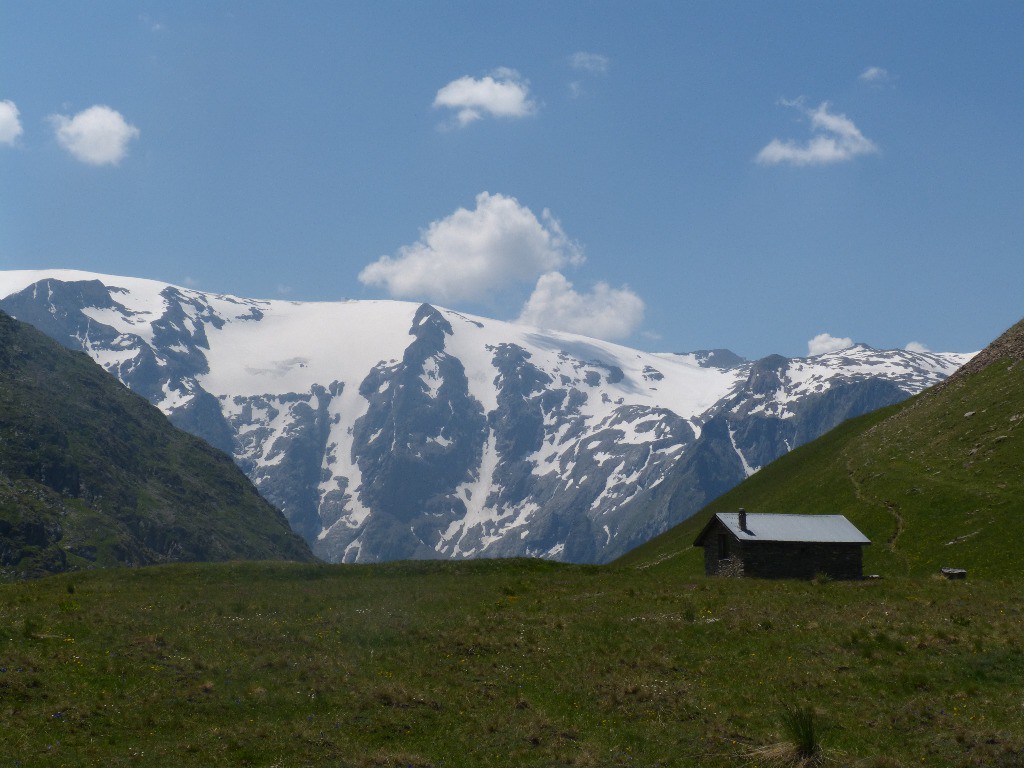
0;269;972;564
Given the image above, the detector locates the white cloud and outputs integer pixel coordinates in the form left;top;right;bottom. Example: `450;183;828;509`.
50;105;140;165
756;100;878;167
808;333;854;356
859;66;889;84
568;52;609;98
359;192;582;304
905;341;931;353
139;14;165;32
569;52;610;75
517;271;644;341
0;100;23;145
433;68;537;127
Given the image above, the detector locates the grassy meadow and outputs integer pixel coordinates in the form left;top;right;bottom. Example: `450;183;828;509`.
2;558;1022;767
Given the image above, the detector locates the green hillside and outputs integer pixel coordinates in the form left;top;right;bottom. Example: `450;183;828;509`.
0;310;314;578
619;318;1024;579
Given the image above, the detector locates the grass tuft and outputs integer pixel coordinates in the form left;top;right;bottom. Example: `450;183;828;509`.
745;704;825;766
780;704;823;761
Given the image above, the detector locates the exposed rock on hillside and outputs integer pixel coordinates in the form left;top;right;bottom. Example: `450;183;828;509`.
941;318;1024;383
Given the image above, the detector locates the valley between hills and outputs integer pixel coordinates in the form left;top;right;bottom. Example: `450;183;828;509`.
1;278;1022;766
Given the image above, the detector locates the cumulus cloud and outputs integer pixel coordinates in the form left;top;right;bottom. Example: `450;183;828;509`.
808;333;854;356
0;100;23;145
433;68;537;127
50;105;140;165
569;52;610;75
756;100;878;167
859;66;889;84
905;341;931;353
359;192;582;304
517;271;644;341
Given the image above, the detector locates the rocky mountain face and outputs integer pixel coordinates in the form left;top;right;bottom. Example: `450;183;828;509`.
0;307;314;579
0;270;972;564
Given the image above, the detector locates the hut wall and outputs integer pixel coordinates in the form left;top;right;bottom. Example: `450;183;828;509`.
701;520;742;576
741;541;863;580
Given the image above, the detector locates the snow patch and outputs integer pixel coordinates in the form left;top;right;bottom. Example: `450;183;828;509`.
728;426;758;478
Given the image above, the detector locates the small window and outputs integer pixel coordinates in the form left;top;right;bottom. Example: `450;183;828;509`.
717;533;730;559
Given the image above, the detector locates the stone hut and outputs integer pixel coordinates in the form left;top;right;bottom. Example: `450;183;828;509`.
693;509;870;579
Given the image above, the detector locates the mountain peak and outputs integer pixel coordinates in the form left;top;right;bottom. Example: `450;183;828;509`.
691;349;747;370
413;302;451;328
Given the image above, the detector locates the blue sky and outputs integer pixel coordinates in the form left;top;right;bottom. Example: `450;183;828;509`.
2;2;1022;358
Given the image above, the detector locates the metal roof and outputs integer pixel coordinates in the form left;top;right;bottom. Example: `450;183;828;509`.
698;512;871;545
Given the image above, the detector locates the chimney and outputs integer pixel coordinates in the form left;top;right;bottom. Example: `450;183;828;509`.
738;508;748;533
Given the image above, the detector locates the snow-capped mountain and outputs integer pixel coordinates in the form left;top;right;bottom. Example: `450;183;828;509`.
0;270;973;563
